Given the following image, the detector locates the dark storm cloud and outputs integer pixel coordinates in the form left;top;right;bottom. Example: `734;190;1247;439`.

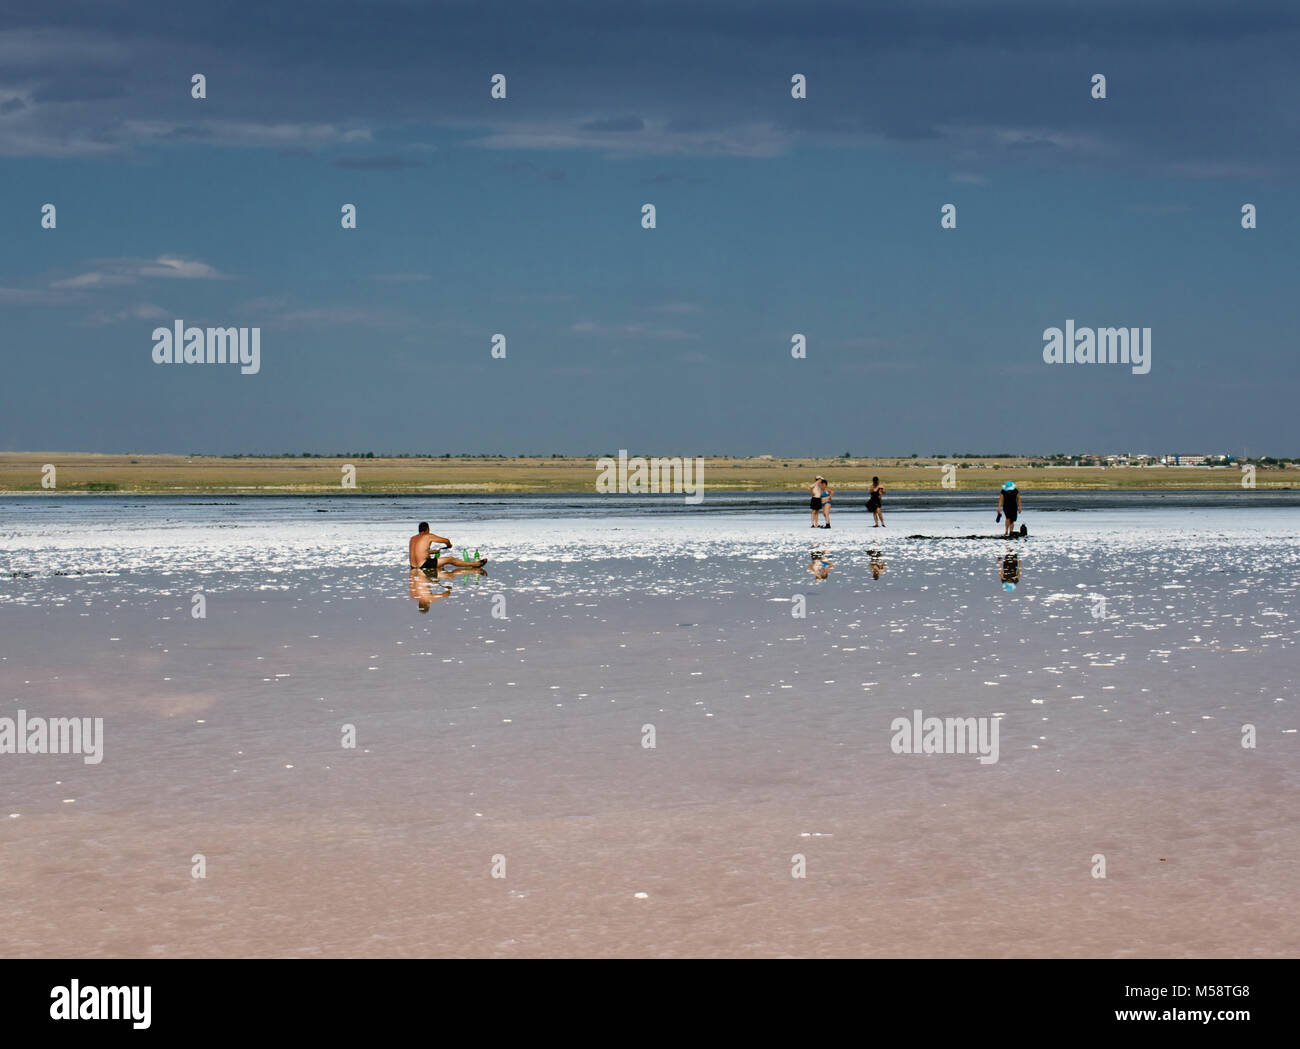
1;0;1297;177
31;78;129;104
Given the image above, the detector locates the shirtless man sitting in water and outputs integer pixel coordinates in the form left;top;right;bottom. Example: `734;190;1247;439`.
408;522;487;571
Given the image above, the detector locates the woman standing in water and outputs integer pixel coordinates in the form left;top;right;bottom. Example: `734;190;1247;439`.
997;480;1020;537
866;476;886;527
820;477;834;528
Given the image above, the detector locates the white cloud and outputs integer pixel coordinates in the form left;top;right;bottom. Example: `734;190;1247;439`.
239;295;291;311
123;120;372;147
138;256;228;279
473;118;790;158
569;320;698;341
84;303;170;325
49;256;231;288
50;271;134;288
0;286;55;304
279;307;381;325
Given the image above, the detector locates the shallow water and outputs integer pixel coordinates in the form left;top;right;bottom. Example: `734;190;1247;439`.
1;496;1297;956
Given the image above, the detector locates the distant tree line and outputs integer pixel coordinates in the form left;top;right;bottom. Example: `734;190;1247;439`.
214;452;576;459
197;451;1295;463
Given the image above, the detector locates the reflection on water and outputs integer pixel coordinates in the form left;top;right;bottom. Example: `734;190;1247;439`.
408;564;486;613
868;548;887;580
1000;550;1022;591
808;549;833;581
2;501;1296;612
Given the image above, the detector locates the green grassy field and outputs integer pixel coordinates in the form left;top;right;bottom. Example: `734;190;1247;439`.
1;453;1293;494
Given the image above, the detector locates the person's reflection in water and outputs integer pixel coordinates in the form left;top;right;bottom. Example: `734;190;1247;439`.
809;549;833;580
999;550;1021;592
868;549;887;580
409;567;451;612
408;563;486;613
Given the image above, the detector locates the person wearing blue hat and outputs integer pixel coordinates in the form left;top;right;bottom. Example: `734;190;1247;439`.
997;480;1021;537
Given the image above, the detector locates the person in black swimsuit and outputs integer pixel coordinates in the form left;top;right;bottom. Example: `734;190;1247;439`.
998;482;1020;537
866;476;886;527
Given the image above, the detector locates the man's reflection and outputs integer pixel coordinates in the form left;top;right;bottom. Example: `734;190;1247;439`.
408;564;486;613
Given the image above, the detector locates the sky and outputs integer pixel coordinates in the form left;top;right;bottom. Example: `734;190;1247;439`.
1;0;1297;457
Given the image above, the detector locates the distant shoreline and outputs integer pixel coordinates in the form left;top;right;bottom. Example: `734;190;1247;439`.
1;453;1296;495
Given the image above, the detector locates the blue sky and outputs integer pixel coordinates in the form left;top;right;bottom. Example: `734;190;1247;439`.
2;0;1296;456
